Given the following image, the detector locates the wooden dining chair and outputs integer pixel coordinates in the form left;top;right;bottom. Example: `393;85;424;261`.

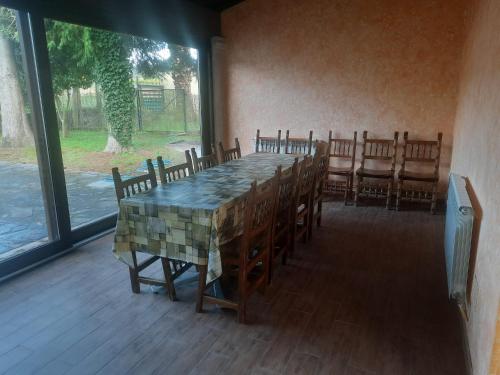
270;159;299;282
197;174;279;323
285;130;313;155
219;138;242;162
255;129;282;153
355;131;399;209
295;156;316;245
157;155;194;184
308;141;330;239
112;160;177;300
396;132;442;214
191;146;218;173
327;131;357;204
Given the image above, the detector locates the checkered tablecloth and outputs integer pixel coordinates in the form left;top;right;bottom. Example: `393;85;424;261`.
112;153;298;283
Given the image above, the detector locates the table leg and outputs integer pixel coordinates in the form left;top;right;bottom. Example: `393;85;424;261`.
161;258;177;301
196;265;207;313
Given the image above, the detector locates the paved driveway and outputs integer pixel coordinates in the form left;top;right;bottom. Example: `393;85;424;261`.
0;162;117;255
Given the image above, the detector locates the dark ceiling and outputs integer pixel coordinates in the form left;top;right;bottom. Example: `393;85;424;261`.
189;0;244;12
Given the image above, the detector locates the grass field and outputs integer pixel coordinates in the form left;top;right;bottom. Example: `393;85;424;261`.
0;130;201;174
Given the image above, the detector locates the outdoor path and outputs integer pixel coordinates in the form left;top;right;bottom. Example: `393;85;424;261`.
0;162;116;254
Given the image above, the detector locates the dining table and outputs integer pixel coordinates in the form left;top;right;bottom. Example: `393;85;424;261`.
112;152;300;309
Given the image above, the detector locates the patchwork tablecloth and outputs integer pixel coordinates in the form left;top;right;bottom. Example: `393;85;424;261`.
113;153;298;283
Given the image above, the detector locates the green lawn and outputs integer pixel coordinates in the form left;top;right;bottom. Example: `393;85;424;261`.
0;130;201;175
140;113;200;133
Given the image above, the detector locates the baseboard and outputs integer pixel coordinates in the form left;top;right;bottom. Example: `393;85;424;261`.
457;302;474;375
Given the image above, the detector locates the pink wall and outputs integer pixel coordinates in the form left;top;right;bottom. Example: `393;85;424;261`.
221;0;469;190
450;0;500;373
221;0;499;372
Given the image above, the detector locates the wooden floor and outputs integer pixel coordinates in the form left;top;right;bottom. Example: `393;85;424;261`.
0;201;467;375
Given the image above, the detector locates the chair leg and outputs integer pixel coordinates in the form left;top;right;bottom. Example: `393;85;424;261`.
268;256;273;285
348;174;355;204
354;177;361;207
290;221;296;256
431;182;438;214
238;299;247;324
344;176;349;205
396;179;402;211
161;257;177;301
238;274;247;324
128;267;140;294
307;203;314;241
282;249;288;265
129;251;140;293
196;265;207;313
317;198;322;227
302;221;308;243
386;179;393;209
303;206;310;243
264;245;271;286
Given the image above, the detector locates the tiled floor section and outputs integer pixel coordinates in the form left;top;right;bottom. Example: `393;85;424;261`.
0;201;466;374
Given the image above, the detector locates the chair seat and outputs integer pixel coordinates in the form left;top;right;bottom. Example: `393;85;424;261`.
328;166;353;176
356;167;394;179
398;170;438;182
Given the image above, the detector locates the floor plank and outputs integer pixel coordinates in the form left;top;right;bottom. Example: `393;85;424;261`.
0;201;467;374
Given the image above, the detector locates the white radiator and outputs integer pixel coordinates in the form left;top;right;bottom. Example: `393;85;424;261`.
444;173;474;303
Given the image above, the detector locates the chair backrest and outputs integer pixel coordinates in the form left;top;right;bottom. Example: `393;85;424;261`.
400;132;442;177
328;130;357;170
255;129;282;153
313;141;330;193
157;155;194;184
297;156;316;199
241;173;279;265
285;130;313;155
276;158;299;219
112;159;157;203
314;140;330;158
191;147;218;173
219;138;242;162
359;130;398;171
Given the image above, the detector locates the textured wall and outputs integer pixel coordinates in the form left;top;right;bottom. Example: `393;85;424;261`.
221;0;468;190
450;0;500;373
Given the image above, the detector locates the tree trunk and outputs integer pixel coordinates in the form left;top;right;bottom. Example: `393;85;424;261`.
103;134;125;153
54;95;63;129
0;35;33;147
71;87;81;131
62;90;71;138
95;83;104;129
91;30;135;153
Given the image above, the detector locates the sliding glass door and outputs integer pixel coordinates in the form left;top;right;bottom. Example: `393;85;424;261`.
0;6;58;262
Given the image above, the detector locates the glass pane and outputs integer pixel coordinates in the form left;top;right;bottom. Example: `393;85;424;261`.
0;6;53;259
44;20;201;229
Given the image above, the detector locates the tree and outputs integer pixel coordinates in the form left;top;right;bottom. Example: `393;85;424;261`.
90;29;135;152
0;7;33;147
128;37;168;78
45;20;93;137
166;45;197;120
1;13;181;152
46;22;169;152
